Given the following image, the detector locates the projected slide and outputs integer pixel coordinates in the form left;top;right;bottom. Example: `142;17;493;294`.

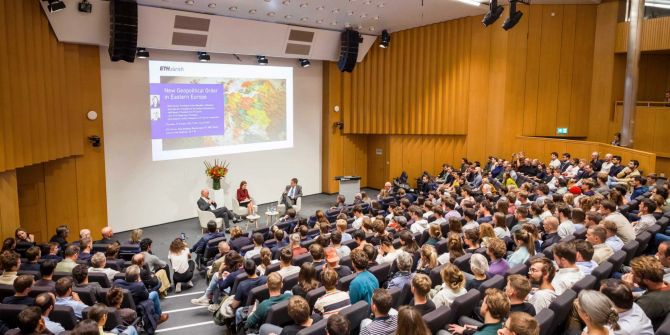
148;61;293;161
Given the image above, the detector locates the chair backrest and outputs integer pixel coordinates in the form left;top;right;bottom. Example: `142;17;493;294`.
453;253;472;274
622;240;640;265
478;275;505;294
296;317;328;335
342;239;358;251
29;285;54;298
293;253;314;267
422;306;452;334
542;244;555;259
82;307;121;331
73;286;98;305
239;244;254;256
536;308;556;335
591;261;614;282
88;272;112;288
548;289;578;332
305;286;327;310
369;262;391;286
0;284;15;301
265;300;293;327
17;270;41;280
608;250;626;273
283;273;300;292
450;289;481;323
0;304;26;328
429;263;449;289
658;216;670;230
231;273;249;295
337;273;357;292
92;244;110;253
505;263;528;278
51;305;78;330
340;255;352;269
573;227;587;240
120;289;136;310
340;301;370;335
635;231;652;256
265;262;281;275
245;284;269;306
571;275;597;294
53;272;72;282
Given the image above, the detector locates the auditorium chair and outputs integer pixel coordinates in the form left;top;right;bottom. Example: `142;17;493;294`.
17;270;40;280
196;208;224;233
548;289;578;333
232;196;257;218
53;272;72;281
51;305;78;330
339;301;369;335
0;304;25;328
444;289;481;326
658;216;669;230
622;240;640;265
636;231;653;256
478;275;505;294
277;196;302;215
571;275;597;293
239;244;254;256
560;235;576;244
0;284;15;300
542;244;555;259
88;272;112;288
82;306;122;331
29;285;54;298
283;273;299;292
504;263;528;278
305;286;327;310
73;286;98;305
423;306;451;334
265;300;292;327
230;273;248;295
536;308;555;335
246;284;270;306
573;227;587;240
453;253;472;274
656;313;670;335
119;245;140;261
337;273;357;291
292;253;313;267
435;238;449;255
608;250;626;273
369;263;391;286
387;286;403;307
203;236;226;262
92;243;110;253
591;261;614;282
296;317;327;335
429;263;449;288
265;262;280;275
340;255;352;269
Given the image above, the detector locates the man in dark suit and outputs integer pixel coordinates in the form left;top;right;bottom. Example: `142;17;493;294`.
281;177;303;210
197;188;239;228
94;227;119;245
114;265;169;323
190;221;226;270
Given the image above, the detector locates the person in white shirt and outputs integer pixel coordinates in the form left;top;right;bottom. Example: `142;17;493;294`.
351;205;368;230
539;198;555;221
443;198;462;219
276;247;300;279
600;200;635;243
409;207;428;234
600;154;614;175
632;199;657;236
527;257;558;313
376;237;401;265
243;233;264;260
549;152;561;169
551;242;585;295
432;264;467;308
88;252;119;282
422;202;434;220
586;226;614;265
557;205;576;239
656;241;670;282
574;240;599;275
601;220;625;252
432;207;447;225
461;209;479;231
599;278;654;335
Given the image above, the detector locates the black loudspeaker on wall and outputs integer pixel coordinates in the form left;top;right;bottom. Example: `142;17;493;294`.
108;0;138;63
337;29;362;73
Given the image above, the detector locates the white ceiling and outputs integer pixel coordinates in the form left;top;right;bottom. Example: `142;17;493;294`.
137;0;602;34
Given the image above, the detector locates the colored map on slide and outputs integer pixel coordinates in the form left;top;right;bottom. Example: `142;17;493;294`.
160;76;287;150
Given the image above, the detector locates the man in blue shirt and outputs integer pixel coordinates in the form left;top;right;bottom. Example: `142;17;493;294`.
54;277;89;319
349;248;379;304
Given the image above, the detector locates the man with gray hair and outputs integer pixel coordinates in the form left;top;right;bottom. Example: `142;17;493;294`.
95;226;118;245
88;252;119;282
386;251;412;289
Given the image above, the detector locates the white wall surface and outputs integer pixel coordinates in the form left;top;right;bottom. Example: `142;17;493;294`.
101;48;322;232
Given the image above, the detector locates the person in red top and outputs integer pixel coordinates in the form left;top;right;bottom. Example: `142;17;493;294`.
236;181;255;215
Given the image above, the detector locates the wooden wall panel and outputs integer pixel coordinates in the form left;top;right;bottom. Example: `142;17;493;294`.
656;157;670;179
638;54;670;101
615;16;670;52
0;170;20;240
16;165;48;242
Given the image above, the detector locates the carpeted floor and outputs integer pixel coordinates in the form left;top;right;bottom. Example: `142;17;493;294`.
113;189;378;335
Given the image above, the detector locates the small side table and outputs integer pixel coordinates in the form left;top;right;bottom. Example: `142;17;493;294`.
246;214;261;230
265;211;279;226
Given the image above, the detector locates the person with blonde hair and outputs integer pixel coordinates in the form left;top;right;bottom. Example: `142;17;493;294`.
129;229;143;245
416;244;438;275
448;288;509;335
437;232;465;265
497;312;539;335
395;306;431;335
576;290;620;335
257;247;276;276
432;264;466;308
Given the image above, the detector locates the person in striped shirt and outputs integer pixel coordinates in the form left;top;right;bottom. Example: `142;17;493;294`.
360;289;398;335
313;268;351;318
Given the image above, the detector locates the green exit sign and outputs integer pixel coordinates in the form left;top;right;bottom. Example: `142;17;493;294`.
557;127;568;135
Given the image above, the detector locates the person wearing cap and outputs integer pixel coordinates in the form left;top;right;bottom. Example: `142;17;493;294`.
325;247;352;279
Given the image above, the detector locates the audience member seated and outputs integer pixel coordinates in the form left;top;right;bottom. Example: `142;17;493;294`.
191;221;226;269
139;238;169;276
409;274;436;314
19;246;42;272
35;292;66;334
599;200;635;244
95;227;119;245
113;265;169;324
447;288;509;335
212;251;244;303
42;243;63;262
257;248;275;276
557;205;576;239
574;240;598;275
386;251;413;289
87;303;138;335
207;241;230;280
438;232;466;265
49;225;70;251
526;257;557;313
0;250;20;285
540;217;561;251
360;288;398;335
621;256;670;330
586;226;614;264
244;233;265;260
292;263;320;298
656;241;670;282
259;295;321;335
127;229;143;246
89;252;119;282
14;227;35;255
376;236;401;265
3;275;35;305
599;279;654;335
272;247;299;278
168;238;195;293
349;248;379;304
54;276;89;319
77;237;93;263
55;245;80;274
397;306;431;335
105;244;125;270
106;288;137;326
632;198;657;236
228;226;251;253
466;254;490;291
309;244;326;268
505;275;535;316
244;272;291;332
289;233;308;257
133;253;168;296
551;242;585;295
313;268;350;318
326;314;350;335
324;247;352;279
601;220;624;252
575;290;621;335
17;307;47;335
72;319;100;335
497;312;539;335
34;259;57;290
485;238;509;277
507;229;535;266
73;264;104;298
434;265;467;308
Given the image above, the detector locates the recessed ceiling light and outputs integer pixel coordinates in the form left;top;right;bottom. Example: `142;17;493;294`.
264;0;271;2
330;21;338;25
249;9;257;14
347;10;354;15
282;0;290;4
229;6;237;11
357;24;363;29
369;26;375;31
299;3;308;7
208;3;216;8
377;2;385;7
316;19;324;24
344;22;351;27
360;13;367;18
374;15;380;20
285;14;293;18
185;0;194;4
364;0;372;4
267;11;275;16
300;16;308;21
332;8;340;13
316;6;324;10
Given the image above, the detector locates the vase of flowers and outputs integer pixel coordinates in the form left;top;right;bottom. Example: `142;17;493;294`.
204;159;230;190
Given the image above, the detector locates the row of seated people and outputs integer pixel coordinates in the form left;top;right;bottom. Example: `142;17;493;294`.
187;175;670;335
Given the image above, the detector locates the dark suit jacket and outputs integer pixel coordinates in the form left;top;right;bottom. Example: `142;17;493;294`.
114;279;149;305
197;197;214;211
284;185;303;199
191;231;226;254
95;238;119;245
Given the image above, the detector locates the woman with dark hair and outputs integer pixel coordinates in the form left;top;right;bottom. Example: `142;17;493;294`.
168;238;194;293
14;228;34;256
438;232;465;265
292;263;320;298
398;231;419;254
236;180;255;215
395;306;431;335
1;238;15;252
493;212;511;239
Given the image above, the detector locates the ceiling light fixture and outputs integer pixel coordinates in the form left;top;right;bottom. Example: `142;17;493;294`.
267;11;276;16
482;0;504;27
208;3;216;8
46;0;66;13
136;48;150;59
197;51;210;62
78;0;92;13
229;6;238;11
256;55;268;65
299;59;311;67
379;29;390;48
458;0;483;6
502;0;524;30
249;9;257;14
185;0;194;4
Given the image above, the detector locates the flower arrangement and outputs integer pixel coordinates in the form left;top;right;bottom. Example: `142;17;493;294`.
204;159;230;190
